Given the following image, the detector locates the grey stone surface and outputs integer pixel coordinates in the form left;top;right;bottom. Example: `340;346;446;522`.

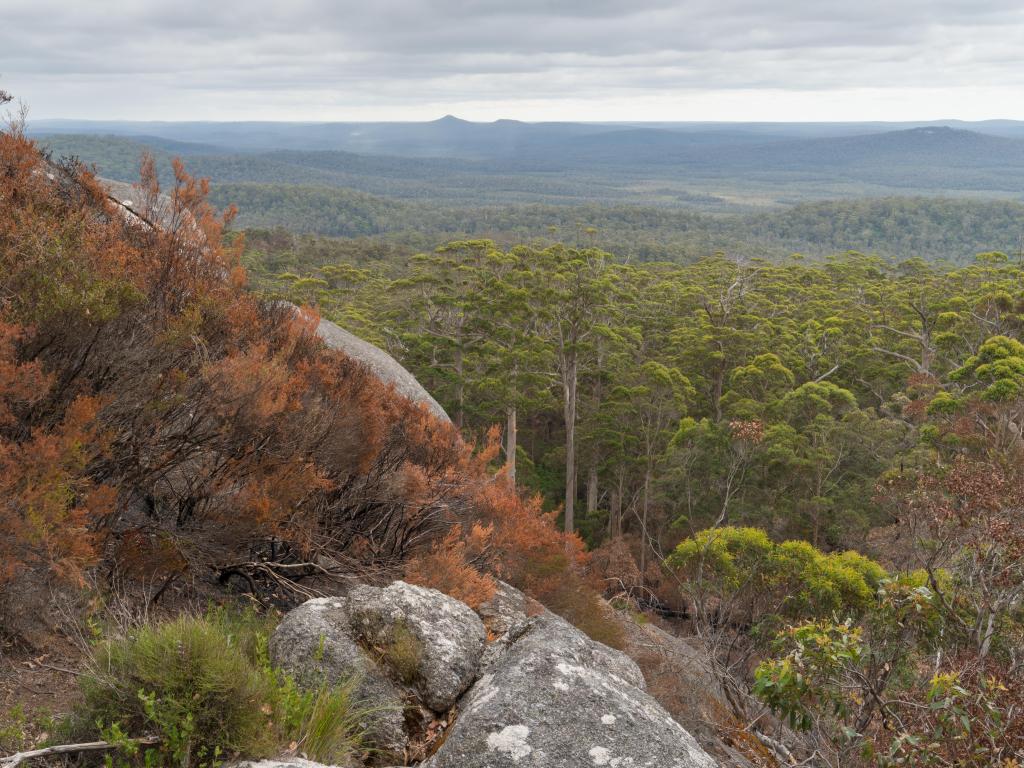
267;597;407;756
269;582;719;768
311;311;449;422
233;759;353;768
346;581;486;712
424;609;717;768
97;176;185;233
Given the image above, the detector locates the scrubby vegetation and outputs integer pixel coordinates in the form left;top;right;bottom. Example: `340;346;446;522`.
60;610;370;767
245;219;1024;766
0;125;598;642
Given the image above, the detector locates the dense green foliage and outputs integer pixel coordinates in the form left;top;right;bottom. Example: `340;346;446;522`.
71;612;369;767
248;241;1024;556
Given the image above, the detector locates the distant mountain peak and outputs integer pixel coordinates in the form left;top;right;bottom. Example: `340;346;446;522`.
903;125;961;135
435;114;470;125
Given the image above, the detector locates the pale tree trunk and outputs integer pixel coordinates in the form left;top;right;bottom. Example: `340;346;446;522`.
505;406;517;482
563;358;578;534
712;362;725;422
454;345;464;429
614;469;625;537
587;466;599;518
639;467;652;577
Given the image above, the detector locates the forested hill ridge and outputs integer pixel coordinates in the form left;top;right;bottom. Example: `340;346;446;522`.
35;123;1024;204
29;115;1024;156
219;191;1024;263
35;125;1024;262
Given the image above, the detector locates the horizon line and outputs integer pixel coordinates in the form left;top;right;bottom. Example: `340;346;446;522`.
26;115;1024;126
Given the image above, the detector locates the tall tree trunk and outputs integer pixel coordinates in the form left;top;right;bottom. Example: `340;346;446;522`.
505;405;517;482
921;327;933;375
563;357;578;534
586;466;599;518
615;469;625;537
454;345;464;429
639;467;652;577
712;362;725;422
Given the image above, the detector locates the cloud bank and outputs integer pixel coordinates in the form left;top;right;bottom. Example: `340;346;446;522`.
2;0;1022;120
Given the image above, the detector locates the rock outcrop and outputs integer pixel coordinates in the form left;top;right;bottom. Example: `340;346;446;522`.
96;177;448;424
269;581;717;768
268;582;485;760
346;582;485;712
426;583;716;768
311;314;449;423
268;596;409;755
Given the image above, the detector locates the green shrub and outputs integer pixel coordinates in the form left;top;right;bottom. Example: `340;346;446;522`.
0;704;29;753
294;681;368;765
668;526;889;628
69;611;368;767
74;614;275;766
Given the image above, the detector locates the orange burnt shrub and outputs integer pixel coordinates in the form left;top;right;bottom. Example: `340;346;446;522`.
0;125;601;644
0;322;113;586
405;523;497;609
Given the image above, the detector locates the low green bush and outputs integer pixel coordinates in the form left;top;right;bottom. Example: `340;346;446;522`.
68;610;369;768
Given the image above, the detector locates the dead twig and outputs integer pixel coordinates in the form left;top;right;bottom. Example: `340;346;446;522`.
1;737;160;768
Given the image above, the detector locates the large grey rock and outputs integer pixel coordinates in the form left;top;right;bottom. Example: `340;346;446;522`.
232;759;352;768
269;582;719;768
267;597;407;757
475;582;644;688
311;312;449;422
346;581;486;712
425;609;717;768
98;177;177;230
268;583;487;759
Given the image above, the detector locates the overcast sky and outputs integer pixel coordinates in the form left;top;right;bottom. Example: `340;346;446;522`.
3;0;1023;122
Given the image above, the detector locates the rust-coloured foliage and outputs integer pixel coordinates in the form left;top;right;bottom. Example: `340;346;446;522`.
0;294;114;589
405;524;497;609
0;128;587;628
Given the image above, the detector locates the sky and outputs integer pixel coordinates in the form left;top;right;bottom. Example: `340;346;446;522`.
2;0;1024;122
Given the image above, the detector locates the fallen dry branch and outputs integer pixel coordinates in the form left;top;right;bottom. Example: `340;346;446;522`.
1;737;160;768
217;560;329;601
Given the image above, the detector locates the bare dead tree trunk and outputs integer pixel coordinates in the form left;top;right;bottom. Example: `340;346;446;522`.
639;467;652;577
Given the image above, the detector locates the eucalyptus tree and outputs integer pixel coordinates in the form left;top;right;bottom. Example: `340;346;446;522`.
523;245;618;534
386;240;494;430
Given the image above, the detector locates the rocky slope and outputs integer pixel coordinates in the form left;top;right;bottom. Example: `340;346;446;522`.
268;581;717;768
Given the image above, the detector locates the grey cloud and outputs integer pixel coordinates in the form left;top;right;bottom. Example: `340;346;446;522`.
2;0;1023;118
